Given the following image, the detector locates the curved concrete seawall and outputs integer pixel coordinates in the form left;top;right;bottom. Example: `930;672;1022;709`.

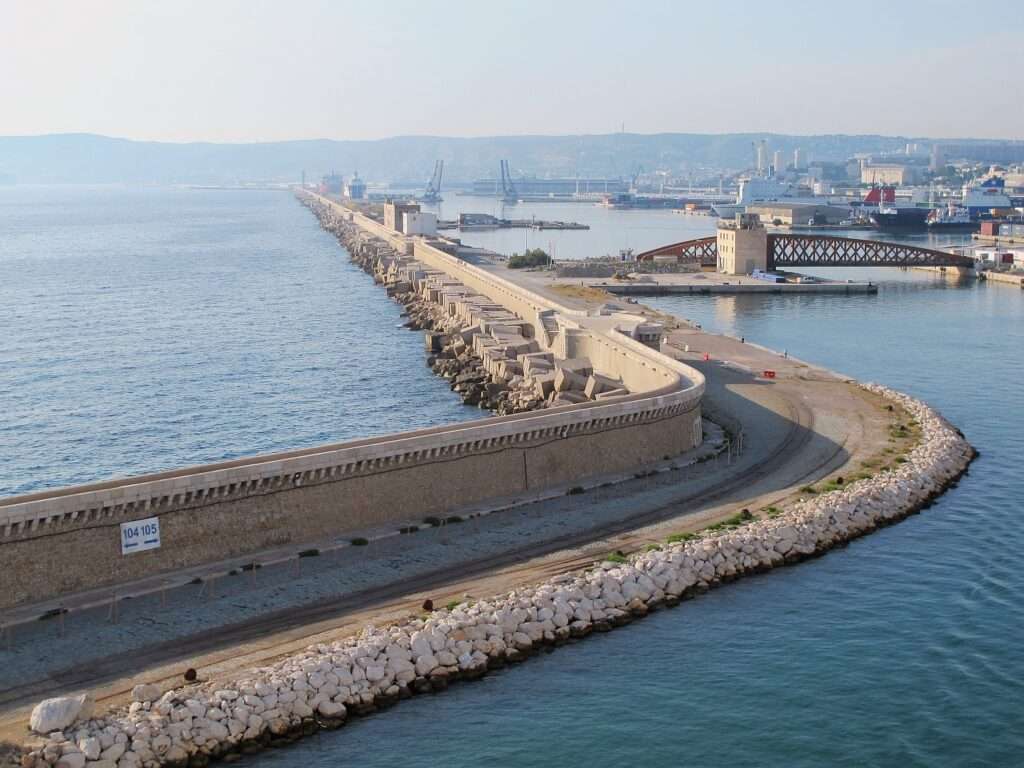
18;385;975;768
0;193;705;611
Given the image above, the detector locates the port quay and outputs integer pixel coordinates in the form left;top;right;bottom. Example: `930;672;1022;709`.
1;186;981;767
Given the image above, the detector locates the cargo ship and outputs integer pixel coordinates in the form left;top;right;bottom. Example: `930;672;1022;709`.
864;186;931;231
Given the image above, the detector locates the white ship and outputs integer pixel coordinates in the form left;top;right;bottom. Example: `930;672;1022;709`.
960;178;1013;215
712;176;837;218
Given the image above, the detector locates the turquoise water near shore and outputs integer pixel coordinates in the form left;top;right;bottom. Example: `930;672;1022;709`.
3;188;1022;764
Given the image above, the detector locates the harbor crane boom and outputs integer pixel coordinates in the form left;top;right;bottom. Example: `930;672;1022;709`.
500;159;518;204
422;160;444;203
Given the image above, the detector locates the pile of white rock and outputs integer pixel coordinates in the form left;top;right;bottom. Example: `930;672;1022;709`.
21;384;973;768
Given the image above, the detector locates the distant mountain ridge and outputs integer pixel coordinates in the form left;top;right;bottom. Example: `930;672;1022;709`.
1;132;1020;185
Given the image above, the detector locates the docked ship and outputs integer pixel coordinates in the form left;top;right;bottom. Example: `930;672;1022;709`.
926;202;978;232
712;177;836;218
864;186;931;231
960;177;1013;218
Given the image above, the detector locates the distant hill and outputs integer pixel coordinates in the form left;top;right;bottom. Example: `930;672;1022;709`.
1;132;1021;185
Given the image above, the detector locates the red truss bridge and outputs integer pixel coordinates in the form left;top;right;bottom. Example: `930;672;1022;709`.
636;234;973;270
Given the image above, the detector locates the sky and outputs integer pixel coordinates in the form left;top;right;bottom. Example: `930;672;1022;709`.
2;0;1021;143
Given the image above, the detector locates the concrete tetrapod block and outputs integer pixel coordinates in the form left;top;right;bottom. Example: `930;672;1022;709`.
554;367;589;393
519;351;554;366
531;372;557;399
522;355;555;377
585;373;624;399
497;359;523;379
594;387;630;401
555;357;594;377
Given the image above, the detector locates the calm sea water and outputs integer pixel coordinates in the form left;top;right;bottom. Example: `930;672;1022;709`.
0;186;479;497
4;188;1022;764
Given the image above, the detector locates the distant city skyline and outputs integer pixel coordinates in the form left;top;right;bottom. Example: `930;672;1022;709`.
2;0;1022;143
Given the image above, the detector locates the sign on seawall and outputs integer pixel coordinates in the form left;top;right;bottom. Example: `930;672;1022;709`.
120;516;161;555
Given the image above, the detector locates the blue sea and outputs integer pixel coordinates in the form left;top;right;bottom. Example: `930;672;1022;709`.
3;188;1021;765
0;186;479;497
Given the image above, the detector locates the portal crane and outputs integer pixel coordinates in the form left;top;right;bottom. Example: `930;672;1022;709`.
500;159;518;204
421;160;444;203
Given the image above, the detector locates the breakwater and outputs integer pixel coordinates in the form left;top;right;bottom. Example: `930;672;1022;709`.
0;193;703;612
300;196;631;415
19;384;974;768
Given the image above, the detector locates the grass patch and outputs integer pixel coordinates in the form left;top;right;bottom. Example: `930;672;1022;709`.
604;551;629;564
704;509;755;533
507;248;551;269
644;543;663;552
800;485;818;494
764;506;782;518
667;532;698;544
446;600;462;611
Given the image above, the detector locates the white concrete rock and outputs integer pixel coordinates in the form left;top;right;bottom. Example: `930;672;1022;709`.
29;694;94;735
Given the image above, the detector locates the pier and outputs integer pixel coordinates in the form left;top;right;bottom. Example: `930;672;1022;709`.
437;213;589;231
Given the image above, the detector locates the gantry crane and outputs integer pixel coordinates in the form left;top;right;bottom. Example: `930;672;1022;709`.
421;160;444;203
500;159;518;204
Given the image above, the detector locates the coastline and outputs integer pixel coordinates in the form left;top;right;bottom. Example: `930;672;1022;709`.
17;384;974;768
9;194;979;767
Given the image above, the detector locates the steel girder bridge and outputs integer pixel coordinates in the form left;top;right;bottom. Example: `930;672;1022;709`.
635;237;718;267
636;234;973;270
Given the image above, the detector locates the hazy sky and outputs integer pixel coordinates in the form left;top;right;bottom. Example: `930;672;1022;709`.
3;0;1021;143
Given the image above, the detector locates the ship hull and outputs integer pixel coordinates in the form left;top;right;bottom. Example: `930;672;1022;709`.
926;221;979;233
870;208;931;232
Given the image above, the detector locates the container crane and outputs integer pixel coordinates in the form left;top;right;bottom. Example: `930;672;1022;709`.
421;160;444;203
500;160;518;204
